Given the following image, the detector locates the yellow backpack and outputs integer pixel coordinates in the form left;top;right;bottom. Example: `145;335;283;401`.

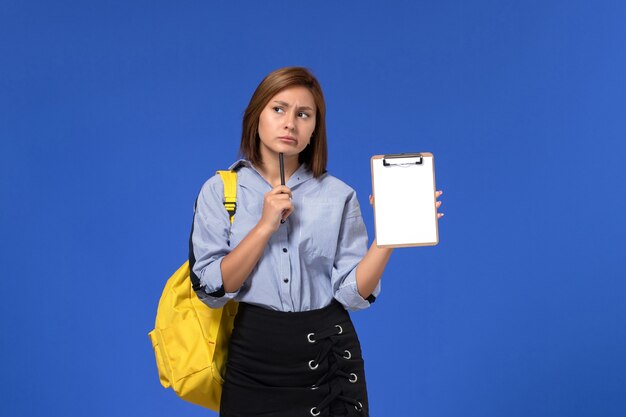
148;170;239;411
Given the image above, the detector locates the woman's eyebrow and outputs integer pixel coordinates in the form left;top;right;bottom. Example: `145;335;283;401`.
273;100;314;111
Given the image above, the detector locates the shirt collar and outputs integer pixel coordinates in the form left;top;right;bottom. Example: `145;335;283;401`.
229;159;315;190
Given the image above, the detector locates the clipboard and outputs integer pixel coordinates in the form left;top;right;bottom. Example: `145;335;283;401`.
371;153;439;247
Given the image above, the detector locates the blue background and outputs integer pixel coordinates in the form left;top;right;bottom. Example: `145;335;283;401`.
1;1;625;416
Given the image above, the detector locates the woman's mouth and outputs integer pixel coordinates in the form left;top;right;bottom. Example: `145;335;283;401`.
278;136;297;144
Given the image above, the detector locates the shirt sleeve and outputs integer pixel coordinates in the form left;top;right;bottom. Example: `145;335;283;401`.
190;175;240;309
332;191;381;311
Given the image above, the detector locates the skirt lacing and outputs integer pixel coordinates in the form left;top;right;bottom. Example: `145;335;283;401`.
307;324;364;416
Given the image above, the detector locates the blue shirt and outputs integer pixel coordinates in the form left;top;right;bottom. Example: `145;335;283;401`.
190;160;380;312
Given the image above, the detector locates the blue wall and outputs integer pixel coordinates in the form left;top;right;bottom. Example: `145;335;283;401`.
1;1;625;416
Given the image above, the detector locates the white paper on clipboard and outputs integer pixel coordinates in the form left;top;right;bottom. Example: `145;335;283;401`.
371;153;439;247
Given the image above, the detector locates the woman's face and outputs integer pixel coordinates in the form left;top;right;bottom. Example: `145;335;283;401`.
257;86;316;162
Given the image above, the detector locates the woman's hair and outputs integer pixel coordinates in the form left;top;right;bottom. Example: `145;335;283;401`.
240;67;327;178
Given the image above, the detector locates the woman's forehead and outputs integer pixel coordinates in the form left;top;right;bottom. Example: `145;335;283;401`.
271;86;316;108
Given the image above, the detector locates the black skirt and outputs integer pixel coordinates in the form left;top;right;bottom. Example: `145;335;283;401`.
220;300;369;417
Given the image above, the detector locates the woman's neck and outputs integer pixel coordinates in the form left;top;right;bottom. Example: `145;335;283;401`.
256;153;300;187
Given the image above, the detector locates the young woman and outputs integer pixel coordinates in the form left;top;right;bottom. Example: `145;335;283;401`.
190;67;444;417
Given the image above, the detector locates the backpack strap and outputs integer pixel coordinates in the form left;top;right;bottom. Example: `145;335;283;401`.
217;170;237;224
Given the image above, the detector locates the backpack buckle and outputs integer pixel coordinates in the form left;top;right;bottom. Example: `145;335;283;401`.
223;201;237;216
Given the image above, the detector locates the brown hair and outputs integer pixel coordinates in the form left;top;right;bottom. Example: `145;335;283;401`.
240;67;327;178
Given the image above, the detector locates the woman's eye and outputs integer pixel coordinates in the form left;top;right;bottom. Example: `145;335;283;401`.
273;106;284;113
298;112;310;119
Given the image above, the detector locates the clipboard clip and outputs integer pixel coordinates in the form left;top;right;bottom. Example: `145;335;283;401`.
383;153;423;166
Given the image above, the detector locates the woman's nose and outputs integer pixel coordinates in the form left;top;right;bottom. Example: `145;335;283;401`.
284;113;296;130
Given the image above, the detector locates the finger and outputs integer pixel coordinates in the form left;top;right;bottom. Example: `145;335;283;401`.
436;190;443;198
266;189;293;203
436;201;442;208
271;185;293;197
369;194;374;206
270;193;292;201
272;199;293;213
265;192;293;207
281;206;294;222
437;213;444;218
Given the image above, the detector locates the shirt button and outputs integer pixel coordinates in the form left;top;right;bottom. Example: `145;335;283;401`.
283;278;289;283
282;248;288;253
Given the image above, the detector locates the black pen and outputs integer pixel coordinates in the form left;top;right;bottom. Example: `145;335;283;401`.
279;152;285;186
279;153;286;223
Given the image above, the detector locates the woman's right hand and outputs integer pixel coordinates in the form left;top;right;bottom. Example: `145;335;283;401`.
257;185;293;234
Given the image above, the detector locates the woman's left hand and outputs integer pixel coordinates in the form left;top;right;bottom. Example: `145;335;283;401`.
435;190;444;218
369;189;445;219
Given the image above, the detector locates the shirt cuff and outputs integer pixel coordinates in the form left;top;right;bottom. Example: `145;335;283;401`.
334;268;381;311
194;257;239;309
